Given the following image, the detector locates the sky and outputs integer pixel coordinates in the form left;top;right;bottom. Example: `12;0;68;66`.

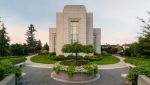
0;0;150;45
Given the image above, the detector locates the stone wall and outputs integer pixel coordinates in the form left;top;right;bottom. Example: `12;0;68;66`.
138;75;150;85
0;74;16;85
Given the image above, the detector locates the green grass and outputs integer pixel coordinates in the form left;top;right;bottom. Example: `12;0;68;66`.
0;56;26;65
31;55;56;64
0;56;25;60
124;56;150;66
92;55;120;65
30;54;120;65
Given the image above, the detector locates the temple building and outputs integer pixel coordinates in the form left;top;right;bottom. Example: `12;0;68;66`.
49;5;101;55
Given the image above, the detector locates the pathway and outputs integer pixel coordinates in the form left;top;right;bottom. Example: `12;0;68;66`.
98;55;127;69
25;55;53;68
22;55;129;85
22;66;128;85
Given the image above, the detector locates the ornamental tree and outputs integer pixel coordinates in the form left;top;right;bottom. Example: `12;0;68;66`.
61;42;95;65
83;45;95;54
62;42;83;65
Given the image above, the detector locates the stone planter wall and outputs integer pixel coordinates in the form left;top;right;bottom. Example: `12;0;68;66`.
138;75;150;85
55;71;96;81
0;74;16;85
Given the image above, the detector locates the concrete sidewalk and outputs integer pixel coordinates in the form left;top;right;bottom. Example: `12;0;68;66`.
22;66;128;85
25;55;53;68
99;56;127;69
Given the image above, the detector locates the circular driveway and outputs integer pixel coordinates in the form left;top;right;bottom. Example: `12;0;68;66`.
22;66;128;85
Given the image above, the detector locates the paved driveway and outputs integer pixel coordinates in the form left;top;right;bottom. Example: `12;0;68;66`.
22;66;128;85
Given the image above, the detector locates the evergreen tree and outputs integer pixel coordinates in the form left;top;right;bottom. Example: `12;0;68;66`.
137;12;150;57
36;40;42;52
43;43;49;51
0;24;10;56
26;24;37;53
10;43;29;56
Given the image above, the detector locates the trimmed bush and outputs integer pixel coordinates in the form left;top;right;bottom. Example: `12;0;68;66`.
67;66;75;77
101;51;111;56
53;61;98;77
60;60;89;66
0;60;22;81
127;66;150;85
124;57;150;66
0;57;26;65
49;52;56;56
7;57;26;65
39;50;49;55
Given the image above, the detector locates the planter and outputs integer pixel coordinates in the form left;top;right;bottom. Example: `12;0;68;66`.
0;74;15;85
138;75;150;85
51;71;100;83
125;79;132;85
51;61;100;83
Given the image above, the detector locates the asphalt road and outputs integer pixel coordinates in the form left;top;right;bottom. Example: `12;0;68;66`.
22;66;128;85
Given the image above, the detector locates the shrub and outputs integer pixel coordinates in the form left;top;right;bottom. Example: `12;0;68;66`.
60;60;89;66
127;66;150;85
0;60;22;81
56;55;65;58
39;50;49;55
53;65;60;74
84;65;94;75
67;55;83;58
84;56;102;61
53;61;98;77
124;57;150;66
49;55;56;60
0;57;26;65
10;44;29;56
101;51;111;56
67;66;75;77
94;53;101;56
49;52;56;56
8;57;26;65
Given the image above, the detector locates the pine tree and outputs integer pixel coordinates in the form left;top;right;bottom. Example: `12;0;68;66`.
26;24;37;53
0;24;10;56
43;43;49;51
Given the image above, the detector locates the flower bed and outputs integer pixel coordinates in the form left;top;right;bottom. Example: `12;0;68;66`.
53;61;98;77
52;61;99;83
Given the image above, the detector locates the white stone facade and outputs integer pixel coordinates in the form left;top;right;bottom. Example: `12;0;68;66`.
49;5;101;55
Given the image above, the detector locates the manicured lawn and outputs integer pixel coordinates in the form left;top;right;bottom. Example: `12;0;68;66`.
31;54;120;65
124;56;150;66
0;56;26;65
31;55;56;64
92;55;120;65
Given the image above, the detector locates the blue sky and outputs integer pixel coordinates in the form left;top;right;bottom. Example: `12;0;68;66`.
0;0;150;45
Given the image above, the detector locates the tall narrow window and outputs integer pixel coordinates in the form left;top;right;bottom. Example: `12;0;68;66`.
52;33;56;52
93;34;96;49
71;21;78;43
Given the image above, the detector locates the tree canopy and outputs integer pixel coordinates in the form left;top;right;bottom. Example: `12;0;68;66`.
0;24;10;56
61;42;95;56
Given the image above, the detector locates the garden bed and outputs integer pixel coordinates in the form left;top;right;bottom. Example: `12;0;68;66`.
51;71;100;83
51;61;100;83
31;54;119;65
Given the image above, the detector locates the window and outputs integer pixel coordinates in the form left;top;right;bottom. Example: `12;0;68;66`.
71;21;78;43
93;34;96;49
52;33;56;52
